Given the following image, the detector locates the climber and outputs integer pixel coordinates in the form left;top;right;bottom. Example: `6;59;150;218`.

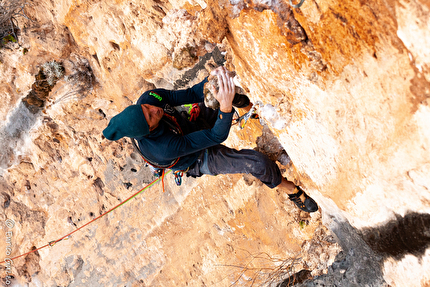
102;67;318;213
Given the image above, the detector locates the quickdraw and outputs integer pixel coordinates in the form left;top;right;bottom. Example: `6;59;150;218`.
151;167;185;186
235;101;263;129
289;0;306;8
174;171;183;186
151;167;164;178
48;236;71;247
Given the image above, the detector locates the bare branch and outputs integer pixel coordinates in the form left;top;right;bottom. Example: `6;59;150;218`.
217;250;303;287
0;0;29;44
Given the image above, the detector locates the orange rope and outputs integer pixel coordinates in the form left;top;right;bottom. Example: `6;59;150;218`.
161;169;166;193
0;172;170;265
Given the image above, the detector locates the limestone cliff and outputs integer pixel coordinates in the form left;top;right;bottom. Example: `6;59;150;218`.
0;0;429;286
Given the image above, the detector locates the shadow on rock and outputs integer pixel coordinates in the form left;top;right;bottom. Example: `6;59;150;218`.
360;212;430;262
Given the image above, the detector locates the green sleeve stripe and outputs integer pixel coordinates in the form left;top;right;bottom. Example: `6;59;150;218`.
149;91;163;101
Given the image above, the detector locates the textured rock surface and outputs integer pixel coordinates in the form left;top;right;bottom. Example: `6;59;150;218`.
0;0;429;286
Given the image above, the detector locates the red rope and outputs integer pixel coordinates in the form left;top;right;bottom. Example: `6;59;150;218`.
0;172;169;264
161;169;166;193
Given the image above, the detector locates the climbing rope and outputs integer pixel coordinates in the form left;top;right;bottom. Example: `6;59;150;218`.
0;172;170;265
289;0;306;8
0;99;269;265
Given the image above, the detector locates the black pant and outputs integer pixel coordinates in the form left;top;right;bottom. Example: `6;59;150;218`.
186;104;283;189
208;145;282;188
186;145;283;189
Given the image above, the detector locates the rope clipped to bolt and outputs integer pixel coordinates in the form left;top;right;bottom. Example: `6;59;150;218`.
234;101;263;129
0;173;169;265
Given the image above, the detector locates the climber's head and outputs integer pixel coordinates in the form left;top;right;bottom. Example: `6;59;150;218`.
102;104;163;140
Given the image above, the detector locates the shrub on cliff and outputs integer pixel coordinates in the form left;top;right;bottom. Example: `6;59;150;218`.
0;0;28;48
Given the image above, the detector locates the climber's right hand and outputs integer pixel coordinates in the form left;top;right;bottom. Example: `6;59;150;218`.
212;67;235;113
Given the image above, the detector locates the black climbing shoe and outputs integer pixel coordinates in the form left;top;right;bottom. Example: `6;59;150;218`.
288;186;318;213
233;94;250;108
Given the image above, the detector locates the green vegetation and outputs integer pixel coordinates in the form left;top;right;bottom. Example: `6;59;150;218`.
0;0;29;48
1;34;16;45
299;220;305;229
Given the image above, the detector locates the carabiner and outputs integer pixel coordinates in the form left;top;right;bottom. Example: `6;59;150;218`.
289;0;306;8
236;102;261;129
174;171;183;186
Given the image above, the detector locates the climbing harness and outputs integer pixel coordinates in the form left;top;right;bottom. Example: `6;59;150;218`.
289;0;306;8
131;104;194;189
133;100;262;188
132;137;179;192
0;174;167;265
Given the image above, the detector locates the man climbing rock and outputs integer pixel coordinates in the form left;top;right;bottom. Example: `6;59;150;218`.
103;67;318;213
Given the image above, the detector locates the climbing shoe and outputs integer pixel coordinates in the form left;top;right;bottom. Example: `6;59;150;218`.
232;94;250;108
288;186;318;213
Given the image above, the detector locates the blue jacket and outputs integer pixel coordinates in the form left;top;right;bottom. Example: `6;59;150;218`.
135;79;234;171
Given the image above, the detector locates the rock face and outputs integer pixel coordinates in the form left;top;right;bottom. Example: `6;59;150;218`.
0;0;429;286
